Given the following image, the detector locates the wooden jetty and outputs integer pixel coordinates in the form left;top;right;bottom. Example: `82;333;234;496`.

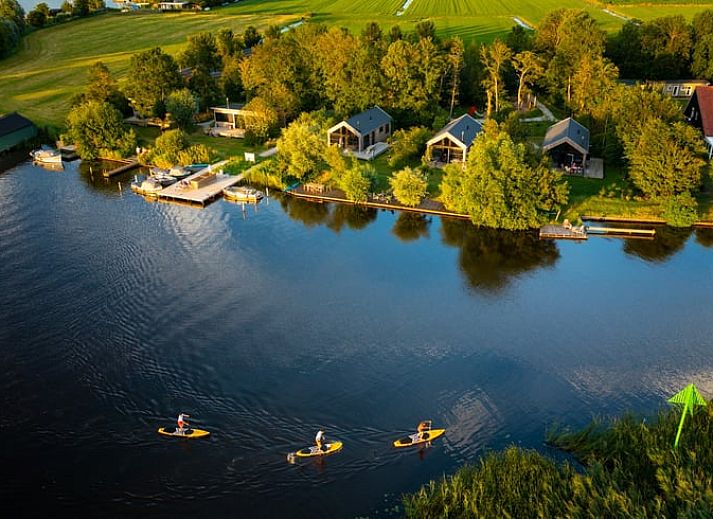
539;224;588;240
157;162;242;206
103;157;140;178
586;226;656;237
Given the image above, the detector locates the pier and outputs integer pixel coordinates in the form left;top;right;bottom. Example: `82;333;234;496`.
157;162;242;206
586;226;656;237
103;158;140;178
539;224;588;240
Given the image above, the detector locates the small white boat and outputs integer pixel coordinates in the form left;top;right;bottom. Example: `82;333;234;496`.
30;146;62;164
168;166;190;179
131;177;164;197
151;171;178;187
223;185;264;202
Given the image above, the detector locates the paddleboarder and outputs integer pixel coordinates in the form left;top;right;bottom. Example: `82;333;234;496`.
177;412;190;434
315;429;326;451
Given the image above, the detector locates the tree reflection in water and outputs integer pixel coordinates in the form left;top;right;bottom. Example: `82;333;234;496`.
622;226;691;263
76;160;146;196
695;228;713;248
279;196;377;232
439;218;560;293
391;212;431;242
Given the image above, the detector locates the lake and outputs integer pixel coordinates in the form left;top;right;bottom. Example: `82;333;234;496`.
2;160;713;517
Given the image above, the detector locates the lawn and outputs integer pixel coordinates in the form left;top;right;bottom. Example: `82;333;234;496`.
612;3;713;20
0;10;298;127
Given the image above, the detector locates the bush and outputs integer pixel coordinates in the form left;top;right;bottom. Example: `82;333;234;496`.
141;129;214;168
663;193;698;227
389;166;427;207
388;126;430;169
338;162;373;203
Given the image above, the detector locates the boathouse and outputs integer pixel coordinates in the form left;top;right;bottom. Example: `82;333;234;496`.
684;86;713;160
0;112;37;153
542;117;589;170
327;106;392;154
426;114;482;165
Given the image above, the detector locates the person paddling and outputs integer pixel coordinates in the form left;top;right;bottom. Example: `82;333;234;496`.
315;429;326;451
417;420;431;440
177;413;190;434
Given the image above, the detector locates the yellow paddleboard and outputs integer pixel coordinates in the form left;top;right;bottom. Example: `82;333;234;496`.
294;441;343;458
157;427;210;439
393;429;446;448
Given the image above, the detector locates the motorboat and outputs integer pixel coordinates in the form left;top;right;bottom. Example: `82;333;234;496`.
30;146;63;164
131;177;164;197
168;166;190;179
223;185;264;202
151;170;178;187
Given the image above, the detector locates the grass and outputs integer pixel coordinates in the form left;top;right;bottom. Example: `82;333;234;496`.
614;3;713;20
405;402;713;517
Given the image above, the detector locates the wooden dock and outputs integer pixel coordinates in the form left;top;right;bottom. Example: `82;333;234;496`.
157;162;242;206
103;158;140;178
539;225;588;240
586;226;656;237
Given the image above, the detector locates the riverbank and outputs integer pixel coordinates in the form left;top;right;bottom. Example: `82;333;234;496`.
404;399;713;517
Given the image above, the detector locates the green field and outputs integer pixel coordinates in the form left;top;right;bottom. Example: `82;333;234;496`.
613;3;713;20
2;0;713;129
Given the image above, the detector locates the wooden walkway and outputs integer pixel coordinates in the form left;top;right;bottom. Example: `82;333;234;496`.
158;162;241;206
103;157;140;178
286;185;470;220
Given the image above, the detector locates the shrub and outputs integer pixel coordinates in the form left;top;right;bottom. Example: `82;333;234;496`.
389;166;427;207
663;193;698;227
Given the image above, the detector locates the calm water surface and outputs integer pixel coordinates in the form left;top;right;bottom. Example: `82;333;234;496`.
2;160;713;517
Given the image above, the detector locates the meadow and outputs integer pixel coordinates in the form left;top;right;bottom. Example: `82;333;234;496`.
2;0;713;128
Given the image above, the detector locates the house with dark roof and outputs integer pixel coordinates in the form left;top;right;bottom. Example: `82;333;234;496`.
0;113;37;154
327;106;392;155
426;114;482;165
542;117;590;169
684;86;713;160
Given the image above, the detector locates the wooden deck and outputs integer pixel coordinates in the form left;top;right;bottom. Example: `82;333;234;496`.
539;225;588;240
103;157;140;178
157;162;242;206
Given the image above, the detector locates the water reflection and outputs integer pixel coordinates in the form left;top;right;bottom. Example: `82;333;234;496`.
279;196;377;232
695;228;713;248
440;219;559;293
75;160;147;196
623;226;691;263
391;213;431;242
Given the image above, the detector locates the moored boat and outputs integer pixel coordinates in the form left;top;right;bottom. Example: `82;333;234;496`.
168;166;190;179
131;177;164;197
223;185;264;202
30;146;62;164
151;170;178;187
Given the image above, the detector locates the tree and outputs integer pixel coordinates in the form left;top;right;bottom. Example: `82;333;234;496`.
27;8;47;27
0;0;25;30
88;0;104;11
60;0;72;13
663;193;698;227
390;167;428;207
414;20;437;42
243;25;261;48
180;32;221;74
81;61;129;114
276;111;334;180
241;96;278;143
65;101;136;160
443;38;464;117
124;48;183;118
165;89;198;130
692;34;713;81
640;16;692;78
35;2;49;16
220;54;243;101
569;53;618;115
460;41;485;109
624;118;706;199
338;161;373;203
441;121;568;230
388;126;430;168
73;0;89;17
480;39;512;116
512;51;543;110
141;129;212;169
0;18;20;58
506;25;532;54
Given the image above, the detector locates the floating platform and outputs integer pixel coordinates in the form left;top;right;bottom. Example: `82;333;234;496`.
157;162;241;206
539;225;588;240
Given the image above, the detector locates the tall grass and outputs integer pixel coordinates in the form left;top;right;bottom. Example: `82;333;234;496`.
404;403;713;517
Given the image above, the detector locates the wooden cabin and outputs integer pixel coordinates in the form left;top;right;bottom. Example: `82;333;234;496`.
426;114;482;165
327;106;392;153
542;117;590;170
685;86;713;159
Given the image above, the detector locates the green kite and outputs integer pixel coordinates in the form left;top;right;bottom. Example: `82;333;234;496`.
668;384;707;449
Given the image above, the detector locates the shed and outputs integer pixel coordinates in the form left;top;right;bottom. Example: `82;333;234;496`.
209;103;256;137
426;114;482;164
542;117;589;168
0;112;37;153
327;106;392;153
684;86;713;159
